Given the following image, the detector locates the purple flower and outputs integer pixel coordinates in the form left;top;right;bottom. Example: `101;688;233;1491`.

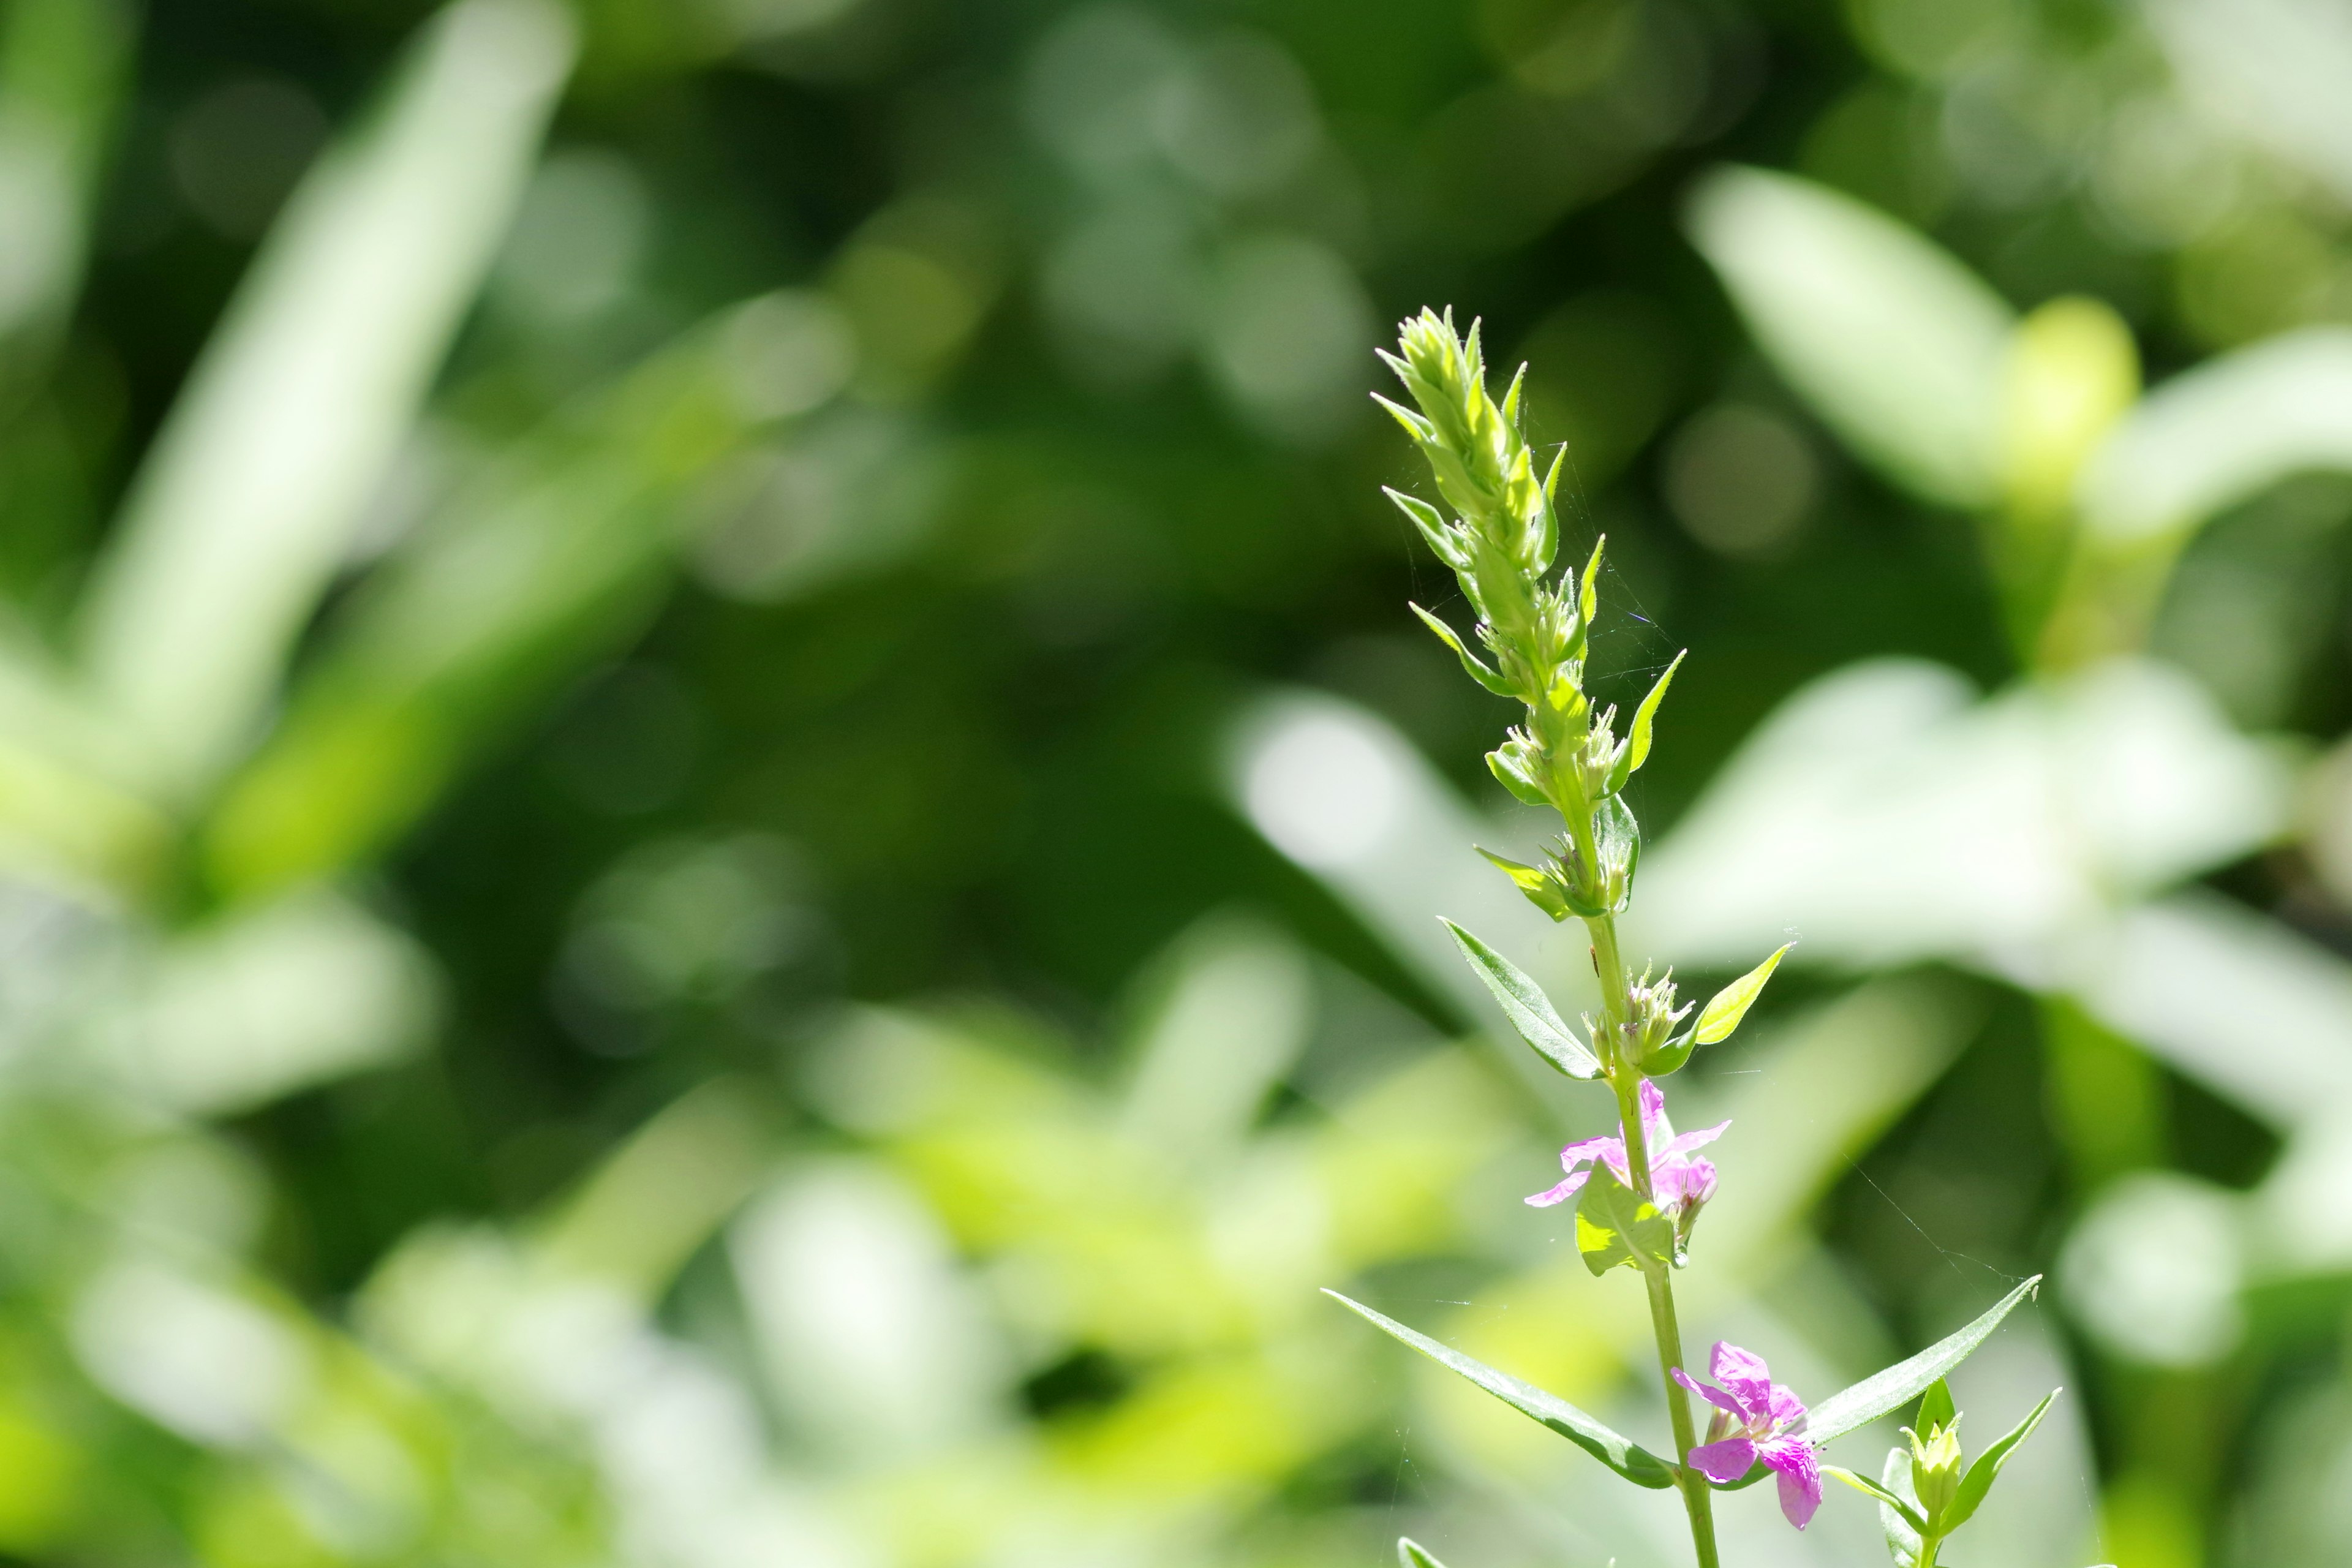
1673;1342;1821;1530
1525;1080;1726;1214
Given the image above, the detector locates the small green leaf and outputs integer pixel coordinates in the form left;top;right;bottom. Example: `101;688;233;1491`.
1578;535;1604;624
1879;1446;1924;1567
1917;1378;1956;1436
1371;392;1436;443
1692;941;1793;1046
1411;604;1516;696
1574;1163;1676;1277
1442;919;1600;1078
1323;1290;1677;1488
1501;361;1526;428
1623;649;1685;779
1592;793;1640;905
1804;1276;2042;1445
1387;489;1466;572
1398;1539;1447;1568
1944;1387;2059;1530
1642;1027;1697;1077
1542;445;1566;505
1825;1465;1929;1536
1472;846;1572;922
1485;744;1552;810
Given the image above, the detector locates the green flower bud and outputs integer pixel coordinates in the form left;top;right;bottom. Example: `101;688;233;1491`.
1906;1417;1966;1523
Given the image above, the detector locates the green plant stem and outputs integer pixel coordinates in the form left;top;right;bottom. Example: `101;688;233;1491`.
1591;910;1720;1568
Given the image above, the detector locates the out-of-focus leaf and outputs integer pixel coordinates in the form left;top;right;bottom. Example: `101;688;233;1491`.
1684;166;2013;508
2143;0;2352;209
1574;1164;1673;1276
1322;1291;1677;1488
1804;1276;2042;1444
75;0;576;801
1946;1387;2059;1529
201;292;848;900
102;888;439;1114
1398;1539;1448;1568
1441;918;1599;1078
0;0;134;353
2076;327;2352;546
1692;941;1792;1046
537;1079;772;1302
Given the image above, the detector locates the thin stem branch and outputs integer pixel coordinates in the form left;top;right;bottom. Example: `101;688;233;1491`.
1591;913;1720;1568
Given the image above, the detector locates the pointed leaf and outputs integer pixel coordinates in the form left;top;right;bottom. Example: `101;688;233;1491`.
1825;1465;1930;1536
1943;1387;2059;1530
1684;165;2011;508
1917;1377;1956;1436
1624;650;1684;779
1412;604;1515;697
1473;846;1572;922
1387;488;1465;571
1324;1291;1677;1488
1441;919;1600;1078
1693;941;1794;1046
1575;1163;1676;1277
1804;1276;2042;1445
1578;535;1604;624
77;0;576;799
1398;1540;1448;1568
1879;1446;1924;1567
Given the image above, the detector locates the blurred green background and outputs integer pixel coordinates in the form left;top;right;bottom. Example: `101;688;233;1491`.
5;0;2352;1564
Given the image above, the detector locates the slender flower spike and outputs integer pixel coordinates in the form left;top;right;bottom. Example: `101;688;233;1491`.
1526;1080;1725;1216
1675;1343;1822;1529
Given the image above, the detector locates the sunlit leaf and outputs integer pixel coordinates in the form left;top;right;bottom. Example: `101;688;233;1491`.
1693;942;1793;1046
1398;1539;1447;1568
1323;1291;1676;1488
1574;1163;1675;1277
1411;603;1514;696
202;292;846;899
1686;166;2012;508
1915;1376;1956;1436
1826;1463;1929;1536
1441;919;1599;1077
2076;327;2352;546
1945;1387;2060;1529
1804;1276;2042;1444
76;0;576;799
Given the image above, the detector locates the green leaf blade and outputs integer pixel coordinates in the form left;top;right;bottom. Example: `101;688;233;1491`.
1623;649;1685;780
1693;941;1794;1046
1441;919;1601;1079
1917;1377;1956;1436
1825;1464;1929;1535
1574;1164;1675;1277
1945;1387;2060;1529
1398;1540;1448;1568
1411;604;1515;696
1323;1289;1677;1489
1805;1276;2042;1446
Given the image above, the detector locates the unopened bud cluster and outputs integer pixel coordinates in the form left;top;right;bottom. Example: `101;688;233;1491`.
1378;309;1682;927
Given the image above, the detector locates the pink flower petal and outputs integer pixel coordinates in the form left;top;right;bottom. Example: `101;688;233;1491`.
1525;1169;1591;1208
1556;1134;1619;1171
1658;1119;1731;1159
1674;1369;1748;1423
1709;1341;1776;1416
1760;1437;1821;1530
1686;1437;1756;1484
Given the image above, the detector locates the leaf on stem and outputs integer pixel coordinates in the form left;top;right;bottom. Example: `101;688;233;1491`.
1804;1276;2042;1444
1398;1539;1449;1568
1825;1464;1929;1536
1579;536;1604;624
1878;1446;1925;1567
1944;1386;2060;1530
1692;941;1793;1046
1472;848;1573;923
1411;604;1516;696
1323;1290;1678;1488
1574;1163;1676;1277
1441;919;1600;1077
1613;649;1685;788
